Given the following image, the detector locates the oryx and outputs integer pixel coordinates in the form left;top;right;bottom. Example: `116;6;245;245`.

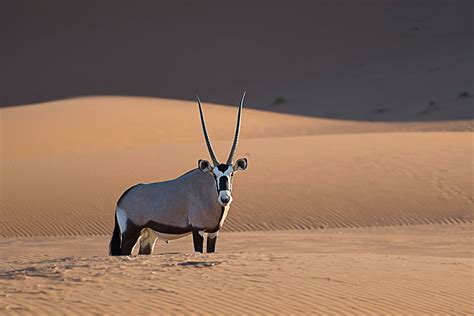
109;93;248;256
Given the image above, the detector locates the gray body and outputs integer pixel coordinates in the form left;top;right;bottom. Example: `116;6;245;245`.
118;169;224;231
109;93;247;256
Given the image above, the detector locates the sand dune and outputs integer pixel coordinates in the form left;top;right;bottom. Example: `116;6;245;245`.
2;0;473;313
1;96;473;314
3;97;472;160
1;225;472;314
1;131;472;237
1;98;472;237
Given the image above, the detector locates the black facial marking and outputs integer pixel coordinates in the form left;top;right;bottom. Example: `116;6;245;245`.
217;164;230;172
219;176;229;191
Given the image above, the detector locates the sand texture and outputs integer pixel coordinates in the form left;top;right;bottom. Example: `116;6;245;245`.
1;97;473;237
1;3;473;310
1;94;473;314
1;225;473;315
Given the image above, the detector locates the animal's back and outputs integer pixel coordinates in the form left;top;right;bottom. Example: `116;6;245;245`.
117;178;191;228
117;169;209;227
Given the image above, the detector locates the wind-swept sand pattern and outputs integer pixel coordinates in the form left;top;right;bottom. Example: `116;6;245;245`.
1;132;472;237
0;225;473;315
1;96;473;314
1;97;472;237
2;97;473;160
2;0;473;312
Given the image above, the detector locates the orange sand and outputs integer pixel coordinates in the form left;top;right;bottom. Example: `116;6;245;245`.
1;95;472;314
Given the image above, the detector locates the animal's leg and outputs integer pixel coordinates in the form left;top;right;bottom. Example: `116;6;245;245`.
120;221;141;255
139;237;157;255
206;232;218;253
192;230;204;253
109;209;122;256
139;229;157;255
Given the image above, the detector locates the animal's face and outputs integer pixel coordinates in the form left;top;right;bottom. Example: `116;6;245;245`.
198;158;248;206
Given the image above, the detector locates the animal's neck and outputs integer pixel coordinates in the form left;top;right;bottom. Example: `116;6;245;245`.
182;169;221;208
182;169;227;230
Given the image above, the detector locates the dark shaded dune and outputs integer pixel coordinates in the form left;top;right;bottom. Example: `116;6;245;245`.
2;1;473;121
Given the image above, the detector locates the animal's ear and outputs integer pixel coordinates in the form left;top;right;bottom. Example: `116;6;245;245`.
234;158;248;171
198;159;212;172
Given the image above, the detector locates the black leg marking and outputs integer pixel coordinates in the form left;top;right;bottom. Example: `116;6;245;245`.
139;243;152;255
120;221;141;255
207;235;217;253
138;229;155;255
109;213;122;256
192;230;204;253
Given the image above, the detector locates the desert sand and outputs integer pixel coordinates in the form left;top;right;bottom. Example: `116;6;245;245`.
1;97;472;237
0;96;473;314
1;1;473;313
0;225;472;314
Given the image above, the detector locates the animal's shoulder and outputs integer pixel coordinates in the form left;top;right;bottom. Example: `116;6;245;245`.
116;183;145;206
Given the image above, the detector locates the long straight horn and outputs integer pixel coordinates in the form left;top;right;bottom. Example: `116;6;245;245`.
226;92;246;165
197;95;219;165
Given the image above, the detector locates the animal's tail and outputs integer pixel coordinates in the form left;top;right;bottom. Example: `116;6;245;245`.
109;211;122;256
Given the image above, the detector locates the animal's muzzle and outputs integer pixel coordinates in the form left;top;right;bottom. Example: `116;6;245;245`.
216;176;232;205
218;190;232;206
220;196;230;204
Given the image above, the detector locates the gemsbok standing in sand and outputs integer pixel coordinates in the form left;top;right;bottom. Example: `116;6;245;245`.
109;93;248;256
